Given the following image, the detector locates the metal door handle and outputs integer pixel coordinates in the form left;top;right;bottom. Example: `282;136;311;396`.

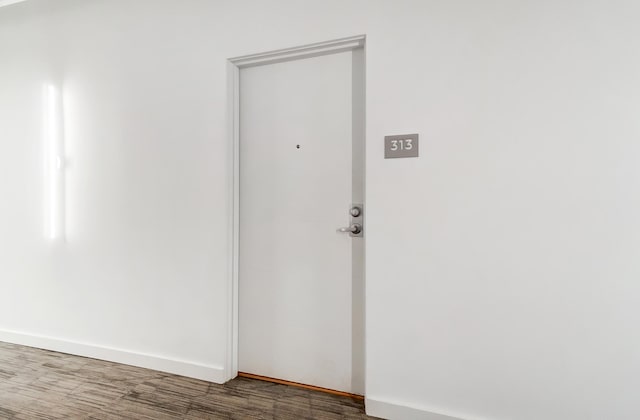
337;223;362;235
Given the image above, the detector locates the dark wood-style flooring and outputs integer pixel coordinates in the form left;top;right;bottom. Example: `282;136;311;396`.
0;342;379;419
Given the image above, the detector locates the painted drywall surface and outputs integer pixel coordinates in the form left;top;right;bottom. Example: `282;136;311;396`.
1;0;640;419
364;2;640;419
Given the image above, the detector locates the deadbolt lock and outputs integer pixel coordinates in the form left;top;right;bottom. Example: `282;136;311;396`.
350;206;362;218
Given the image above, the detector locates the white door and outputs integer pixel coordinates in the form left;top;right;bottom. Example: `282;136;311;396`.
239;49;364;394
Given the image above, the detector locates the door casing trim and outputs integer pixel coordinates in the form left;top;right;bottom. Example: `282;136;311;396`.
225;34;367;385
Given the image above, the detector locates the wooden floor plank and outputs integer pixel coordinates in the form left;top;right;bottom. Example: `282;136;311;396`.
0;342;379;419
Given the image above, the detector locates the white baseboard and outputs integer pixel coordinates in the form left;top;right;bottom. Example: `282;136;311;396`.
0;328;226;383
366;397;468;420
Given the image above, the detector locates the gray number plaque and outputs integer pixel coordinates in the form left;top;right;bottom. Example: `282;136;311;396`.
385;134;419;158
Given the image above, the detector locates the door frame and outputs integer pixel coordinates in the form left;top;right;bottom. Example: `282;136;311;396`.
225;34;366;382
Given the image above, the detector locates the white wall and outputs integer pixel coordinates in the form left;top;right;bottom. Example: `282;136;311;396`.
1;1;640;419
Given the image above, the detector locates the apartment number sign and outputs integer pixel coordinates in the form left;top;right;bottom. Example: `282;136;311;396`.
384;134;419;158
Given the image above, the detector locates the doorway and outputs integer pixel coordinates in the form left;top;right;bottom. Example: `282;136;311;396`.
228;36;365;396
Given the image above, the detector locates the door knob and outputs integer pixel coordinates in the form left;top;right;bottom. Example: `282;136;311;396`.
337;223;362;235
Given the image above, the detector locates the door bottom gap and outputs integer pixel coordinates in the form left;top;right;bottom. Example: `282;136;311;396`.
237;372;364;400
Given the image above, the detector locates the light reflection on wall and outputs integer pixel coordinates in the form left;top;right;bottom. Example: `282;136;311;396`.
44;83;65;241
